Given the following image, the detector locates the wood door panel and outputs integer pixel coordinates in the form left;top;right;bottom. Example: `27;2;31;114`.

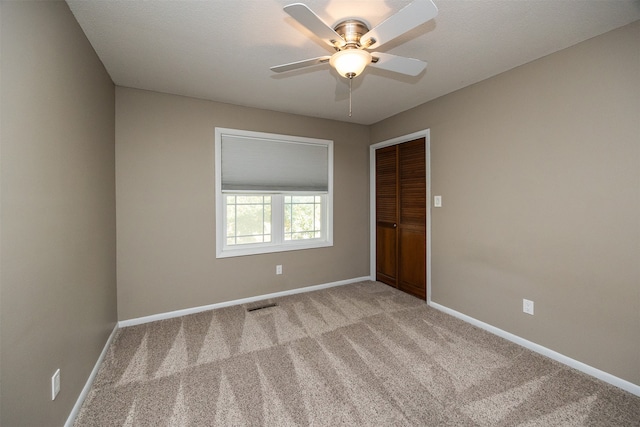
376;145;398;287
376;224;397;287
399;139;426;227
398;227;426;299
376;146;397;223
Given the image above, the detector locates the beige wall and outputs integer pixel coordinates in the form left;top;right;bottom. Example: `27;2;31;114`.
116;88;371;320
0;4;636;426
0;2;117;426
371;21;640;385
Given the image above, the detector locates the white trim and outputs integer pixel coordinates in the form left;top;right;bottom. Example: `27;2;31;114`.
429;301;640;397
65;324;119;427
369;130;432;300
215;128;334;259
119;276;372;328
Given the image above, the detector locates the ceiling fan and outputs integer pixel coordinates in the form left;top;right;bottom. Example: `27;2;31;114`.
271;0;439;80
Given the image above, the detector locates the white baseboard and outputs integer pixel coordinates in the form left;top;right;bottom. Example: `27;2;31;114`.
65;323;119;427
429;301;640;397
119;276;373;328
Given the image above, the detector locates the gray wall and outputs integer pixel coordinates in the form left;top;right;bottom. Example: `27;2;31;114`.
115;88;371;320
371;21;640;385
0;2;117;426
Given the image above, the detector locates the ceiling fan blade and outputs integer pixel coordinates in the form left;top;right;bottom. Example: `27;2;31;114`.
284;3;345;49
270;56;332;73
361;0;438;50
370;52;426;76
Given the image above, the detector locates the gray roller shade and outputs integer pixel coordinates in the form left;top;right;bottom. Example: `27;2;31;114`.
221;135;329;192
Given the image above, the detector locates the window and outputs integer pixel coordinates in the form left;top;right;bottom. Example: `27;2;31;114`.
215;128;333;258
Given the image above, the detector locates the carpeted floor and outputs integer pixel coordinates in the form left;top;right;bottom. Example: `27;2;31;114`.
74;281;640;426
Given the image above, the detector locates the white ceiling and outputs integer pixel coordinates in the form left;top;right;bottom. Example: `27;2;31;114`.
66;0;640;125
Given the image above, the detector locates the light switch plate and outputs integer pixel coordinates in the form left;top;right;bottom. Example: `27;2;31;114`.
434;195;442;207
52;369;60;400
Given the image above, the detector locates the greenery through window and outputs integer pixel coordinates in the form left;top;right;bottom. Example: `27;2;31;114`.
284;195;322;240
226;195;271;245
224;194;326;249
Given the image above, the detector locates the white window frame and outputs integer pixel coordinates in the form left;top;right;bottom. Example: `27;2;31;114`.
215;128;333;258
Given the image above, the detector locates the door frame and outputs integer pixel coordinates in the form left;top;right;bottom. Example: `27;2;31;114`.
369;129;432;303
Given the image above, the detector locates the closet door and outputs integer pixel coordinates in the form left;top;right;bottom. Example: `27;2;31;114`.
397;139;426;299
375;145;398;287
375;138;426;299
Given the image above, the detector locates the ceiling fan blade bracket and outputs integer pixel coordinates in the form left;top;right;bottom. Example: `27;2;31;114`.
362;38;377;49
329;40;342;50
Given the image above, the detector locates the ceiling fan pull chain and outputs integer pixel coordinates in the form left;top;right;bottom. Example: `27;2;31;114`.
349;77;353;117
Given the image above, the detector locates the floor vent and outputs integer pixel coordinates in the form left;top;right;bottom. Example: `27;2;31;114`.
247;303;278;312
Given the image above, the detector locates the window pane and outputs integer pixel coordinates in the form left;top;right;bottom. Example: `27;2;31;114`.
226;205;236;244
292;204;313;231
236;235;266;245
284;195;322;241
264;205;272;235
294;195;315;203
226;195;271;246
315;203;322;231
237;195;270;204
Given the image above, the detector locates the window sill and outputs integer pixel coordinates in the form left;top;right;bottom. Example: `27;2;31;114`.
216;240;333;259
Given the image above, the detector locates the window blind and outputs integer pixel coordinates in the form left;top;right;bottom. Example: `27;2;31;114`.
221;135;329;192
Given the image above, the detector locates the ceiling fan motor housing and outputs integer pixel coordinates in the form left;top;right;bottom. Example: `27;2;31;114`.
333;19;372;50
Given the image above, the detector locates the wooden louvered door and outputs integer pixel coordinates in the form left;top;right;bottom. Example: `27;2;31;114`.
375;138;426;300
375;145;398;288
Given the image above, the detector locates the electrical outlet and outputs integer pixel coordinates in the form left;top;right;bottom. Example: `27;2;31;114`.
523;299;534;315
276;265;282;275
51;369;60;400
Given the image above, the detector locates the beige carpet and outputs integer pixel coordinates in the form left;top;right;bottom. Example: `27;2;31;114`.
74;281;640;426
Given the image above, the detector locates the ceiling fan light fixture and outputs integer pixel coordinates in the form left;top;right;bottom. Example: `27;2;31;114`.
330;49;372;79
